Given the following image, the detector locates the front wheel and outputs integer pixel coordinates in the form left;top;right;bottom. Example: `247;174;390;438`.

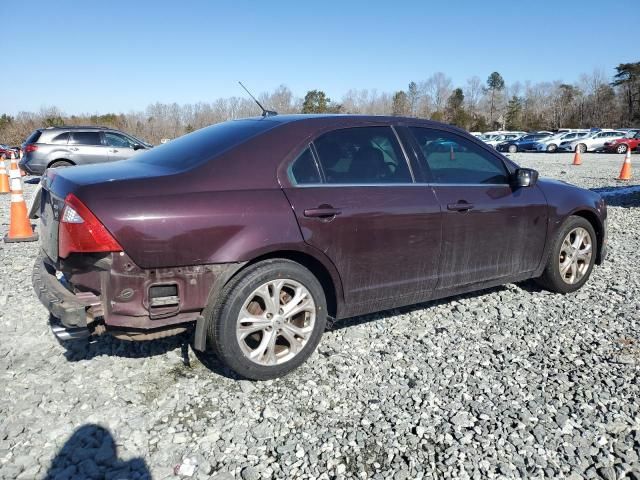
616;144;628;154
508;145;518;153
576;143;587;153
535;216;597;294
547;144;557;153
206;259;327;380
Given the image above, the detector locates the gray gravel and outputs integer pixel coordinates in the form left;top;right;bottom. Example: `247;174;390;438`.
1;152;639;479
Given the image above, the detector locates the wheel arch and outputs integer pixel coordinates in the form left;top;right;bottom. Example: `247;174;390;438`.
194;248;343;352
47;158;75;168
570;208;605;264
239;249;341;320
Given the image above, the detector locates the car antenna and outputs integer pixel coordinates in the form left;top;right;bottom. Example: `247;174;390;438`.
238;81;277;117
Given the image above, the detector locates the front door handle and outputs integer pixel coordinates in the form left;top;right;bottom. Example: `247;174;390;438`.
304;207;342;219
109;149;118;153
447;202;474;212
69;147;79;151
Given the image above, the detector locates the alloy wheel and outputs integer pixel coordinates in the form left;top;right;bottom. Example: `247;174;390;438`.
558;227;592;285
236;279;316;366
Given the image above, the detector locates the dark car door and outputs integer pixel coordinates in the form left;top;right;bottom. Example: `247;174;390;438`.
407;127;548;290
282;126;442;309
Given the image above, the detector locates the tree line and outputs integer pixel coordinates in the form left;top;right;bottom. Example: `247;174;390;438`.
1;62;638;145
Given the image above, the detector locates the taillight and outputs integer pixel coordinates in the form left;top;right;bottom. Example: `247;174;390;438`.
24;144;38;153
58;193;122;258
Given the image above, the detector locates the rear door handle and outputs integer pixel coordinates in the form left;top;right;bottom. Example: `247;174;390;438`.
69;147;79;151
110;149;118;153
304;207;342;219
447;202;474;212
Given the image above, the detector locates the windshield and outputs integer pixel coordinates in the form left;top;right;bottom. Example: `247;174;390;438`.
131;118;279;169
625;131;638;138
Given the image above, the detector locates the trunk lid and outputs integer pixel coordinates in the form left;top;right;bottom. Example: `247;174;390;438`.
34;160;175;262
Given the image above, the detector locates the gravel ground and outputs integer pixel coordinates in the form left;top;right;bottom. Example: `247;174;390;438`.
1;152;639;480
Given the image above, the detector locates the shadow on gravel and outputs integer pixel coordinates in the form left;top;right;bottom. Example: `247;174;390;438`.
590;185;640;208
24;176;41;184
329;285;508;331
52;318;238;379
44;424;151;480
58;331;189;363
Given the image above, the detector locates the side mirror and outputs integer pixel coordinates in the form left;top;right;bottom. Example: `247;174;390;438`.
132;144;144;151
513;168;538;187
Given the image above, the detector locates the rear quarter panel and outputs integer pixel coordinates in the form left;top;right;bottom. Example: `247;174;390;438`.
84;188;304;269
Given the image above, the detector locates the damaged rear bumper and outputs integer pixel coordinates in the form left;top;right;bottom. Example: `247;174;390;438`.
32;254;100;339
33;250;244;344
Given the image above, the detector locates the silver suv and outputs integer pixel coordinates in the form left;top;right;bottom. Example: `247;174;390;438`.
19;126;152;175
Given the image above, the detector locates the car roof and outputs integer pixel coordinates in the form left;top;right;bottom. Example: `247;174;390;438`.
234;114;470;136
44;125;112;130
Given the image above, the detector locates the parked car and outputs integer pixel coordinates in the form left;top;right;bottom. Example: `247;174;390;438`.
559;130;626;153
19;126;152;175
534;131;590;152
482;133;523;148
604;130;640;154
0;144;19;158
496;132;553;153
31;115;608;380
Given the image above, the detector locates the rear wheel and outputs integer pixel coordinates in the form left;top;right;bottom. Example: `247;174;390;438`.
536;216;596;294
206;259;327;380
49;160;73;169
616;144;628;154
576;143;587;153
547;144;557;153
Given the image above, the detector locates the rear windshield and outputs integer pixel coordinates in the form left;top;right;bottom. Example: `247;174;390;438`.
25;129;42;144
131;119;279;168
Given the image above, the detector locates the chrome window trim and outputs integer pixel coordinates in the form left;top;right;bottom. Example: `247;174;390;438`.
292;182;512;188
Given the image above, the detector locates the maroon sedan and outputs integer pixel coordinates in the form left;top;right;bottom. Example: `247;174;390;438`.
32;115;607;379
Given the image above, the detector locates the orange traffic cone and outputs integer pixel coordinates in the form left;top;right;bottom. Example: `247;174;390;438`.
8;153;20;178
4;157;38;243
572;150;582;166
11;151;26;176
618;149;632;181
0;154;9;194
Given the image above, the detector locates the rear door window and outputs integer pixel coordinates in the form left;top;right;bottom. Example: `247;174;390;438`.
410;127;509;184
289;147;321;185
69;132;102;145
313;126;412;184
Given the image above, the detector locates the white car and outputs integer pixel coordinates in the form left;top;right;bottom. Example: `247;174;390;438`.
559;130;627;153
534;131;590;152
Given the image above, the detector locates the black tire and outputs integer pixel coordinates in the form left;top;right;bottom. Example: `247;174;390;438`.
206;259;327;380
547;144;557;153
508;145;518;154
49;160;73;169
576;143;587;154
616;144;628;154
535;216;597;294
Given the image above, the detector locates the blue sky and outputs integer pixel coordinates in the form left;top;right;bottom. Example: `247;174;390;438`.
1;0;637;115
